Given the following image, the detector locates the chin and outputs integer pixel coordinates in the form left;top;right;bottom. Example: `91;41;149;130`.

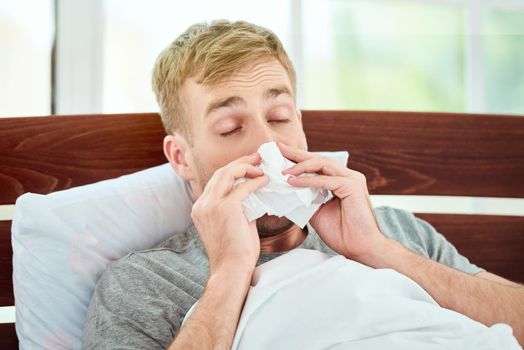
256;215;295;237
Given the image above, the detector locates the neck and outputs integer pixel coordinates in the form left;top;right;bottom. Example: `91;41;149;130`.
259;225;307;253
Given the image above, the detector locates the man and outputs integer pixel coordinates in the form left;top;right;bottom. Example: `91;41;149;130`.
82;20;523;349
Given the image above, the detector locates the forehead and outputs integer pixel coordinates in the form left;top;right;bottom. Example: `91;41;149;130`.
186;58;293;96
179;59;294;125
215;59;292;89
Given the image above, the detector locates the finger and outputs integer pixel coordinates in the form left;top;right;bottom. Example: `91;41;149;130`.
202;152;261;198
229;175;269;203
283;156;350;177
277;142;315;163
229;152;262;166
287;175;351;199
206;162;264;197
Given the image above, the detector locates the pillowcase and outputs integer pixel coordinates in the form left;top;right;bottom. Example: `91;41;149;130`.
11;151;348;349
12;164;194;349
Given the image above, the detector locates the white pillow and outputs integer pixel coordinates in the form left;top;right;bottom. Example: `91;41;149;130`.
12;164;194;349
11;151;348;350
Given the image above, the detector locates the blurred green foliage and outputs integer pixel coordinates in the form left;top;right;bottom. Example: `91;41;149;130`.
485;9;524;114
302;0;523;115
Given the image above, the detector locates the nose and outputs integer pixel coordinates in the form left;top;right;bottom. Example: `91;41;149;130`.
252;118;281;148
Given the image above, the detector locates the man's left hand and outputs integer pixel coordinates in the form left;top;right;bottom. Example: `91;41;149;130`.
278;142;388;263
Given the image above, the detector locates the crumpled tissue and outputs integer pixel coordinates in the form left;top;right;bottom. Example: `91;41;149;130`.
237;142;349;228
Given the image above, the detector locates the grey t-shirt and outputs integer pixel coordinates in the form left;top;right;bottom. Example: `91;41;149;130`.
82;206;483;349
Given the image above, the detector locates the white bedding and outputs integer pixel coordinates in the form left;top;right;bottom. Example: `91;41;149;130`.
182;249;521;350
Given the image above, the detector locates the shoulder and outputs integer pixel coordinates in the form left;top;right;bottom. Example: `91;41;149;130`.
83;229;209;348
101;232;203;283
373;205;421;235
373;206;485;275
127;224;209;274
94;227;209;300
89;244;207;316
373;205;419;229
373;205;437;257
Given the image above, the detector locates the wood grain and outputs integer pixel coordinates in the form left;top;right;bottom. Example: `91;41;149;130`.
416;213;524;283
1;111;524;203
303;110;524;197
0;221;13;307
0;113;166;204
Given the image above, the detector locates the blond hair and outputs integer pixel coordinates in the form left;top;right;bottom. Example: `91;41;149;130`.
151;20;296;141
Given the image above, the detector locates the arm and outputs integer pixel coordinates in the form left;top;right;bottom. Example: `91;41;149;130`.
477;270;522;287
164;152;268;349
278;143;524;345
167;265;252;350
365;238;524;345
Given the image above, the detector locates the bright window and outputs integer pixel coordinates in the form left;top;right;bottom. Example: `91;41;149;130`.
0;0;54;117
484;9;524;114
2;0;523;116
302;0;465;112
100;0;524;115
102;0;293;114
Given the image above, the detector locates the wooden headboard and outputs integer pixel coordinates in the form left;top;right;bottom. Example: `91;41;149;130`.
1;110;523;348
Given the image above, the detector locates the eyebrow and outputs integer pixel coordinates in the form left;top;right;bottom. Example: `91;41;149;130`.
204;85;293;118
205;96;245;117
264;86;293;100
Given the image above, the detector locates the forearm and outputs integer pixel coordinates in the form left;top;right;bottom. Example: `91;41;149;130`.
167;266;253;350
364;238;524;344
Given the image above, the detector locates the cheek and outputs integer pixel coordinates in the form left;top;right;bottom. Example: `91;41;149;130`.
293;120;308;149
190;151;210;186
300;131;308;150
192;144;238;183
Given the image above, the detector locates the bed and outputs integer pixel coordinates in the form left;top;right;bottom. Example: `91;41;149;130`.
1;110;523;348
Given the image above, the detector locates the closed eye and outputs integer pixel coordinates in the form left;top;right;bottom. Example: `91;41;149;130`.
220;120;289;137
220;127;242;137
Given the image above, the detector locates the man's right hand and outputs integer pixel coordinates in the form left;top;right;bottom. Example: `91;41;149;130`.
169;153;267;350
191;152;268;275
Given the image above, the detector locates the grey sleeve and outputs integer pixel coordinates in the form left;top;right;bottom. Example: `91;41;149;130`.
375;206;485;275
412;214;485;275
82;254;195;350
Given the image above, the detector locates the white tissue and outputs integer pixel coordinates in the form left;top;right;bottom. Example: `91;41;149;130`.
237;142;349;228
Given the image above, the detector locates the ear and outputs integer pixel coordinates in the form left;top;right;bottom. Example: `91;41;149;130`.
163;134;196;181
